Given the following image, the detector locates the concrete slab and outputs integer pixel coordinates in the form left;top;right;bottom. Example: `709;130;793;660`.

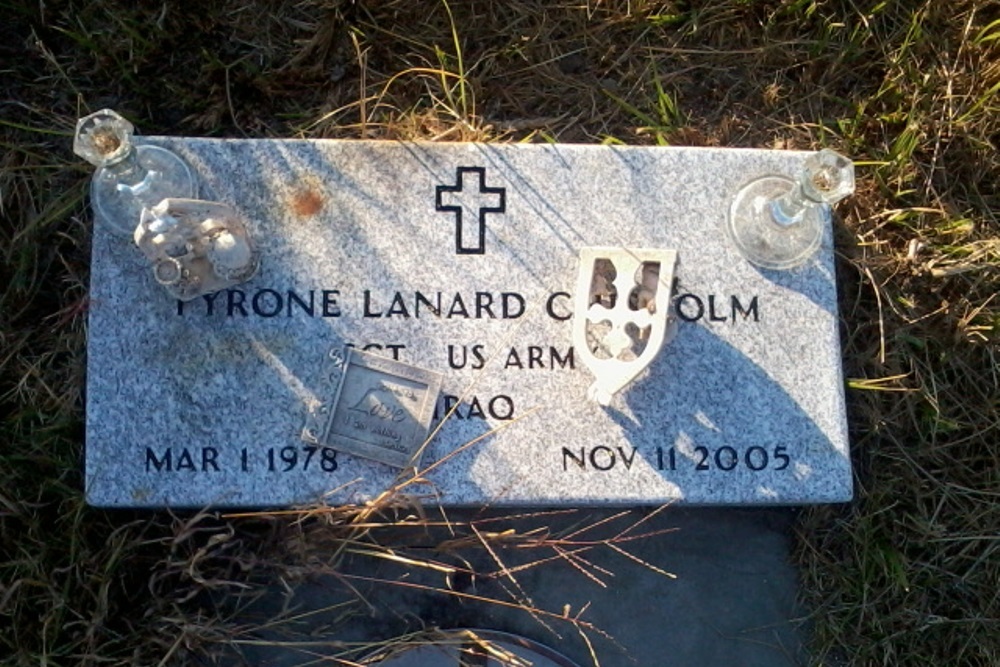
365;630;582;666
224;507;807;667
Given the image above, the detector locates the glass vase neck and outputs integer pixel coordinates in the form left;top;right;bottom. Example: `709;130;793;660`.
100;144;147;184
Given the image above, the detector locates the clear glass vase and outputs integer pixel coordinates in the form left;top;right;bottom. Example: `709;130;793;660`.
727;149;855;270
73;109;196;235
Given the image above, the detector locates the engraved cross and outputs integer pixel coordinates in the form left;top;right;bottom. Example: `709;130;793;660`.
435;166;506;255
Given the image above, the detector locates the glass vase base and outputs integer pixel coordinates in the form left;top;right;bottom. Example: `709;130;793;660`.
90;145;196;235
727;176;826;270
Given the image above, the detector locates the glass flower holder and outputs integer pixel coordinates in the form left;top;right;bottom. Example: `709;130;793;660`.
73;109;197;235
727;149;855;270
134;198;260;301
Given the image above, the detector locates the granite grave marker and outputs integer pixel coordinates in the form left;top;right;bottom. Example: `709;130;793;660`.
85;139;852;507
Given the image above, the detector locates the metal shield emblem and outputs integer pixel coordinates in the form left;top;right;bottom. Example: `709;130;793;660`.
572;247;678;405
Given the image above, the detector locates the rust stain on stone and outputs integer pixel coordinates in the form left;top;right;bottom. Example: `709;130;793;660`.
289;185;324;217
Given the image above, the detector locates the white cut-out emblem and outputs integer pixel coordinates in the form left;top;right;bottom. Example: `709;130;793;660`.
572;247;679;405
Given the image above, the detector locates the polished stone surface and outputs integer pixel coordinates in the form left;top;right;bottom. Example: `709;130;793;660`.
224;507;809;667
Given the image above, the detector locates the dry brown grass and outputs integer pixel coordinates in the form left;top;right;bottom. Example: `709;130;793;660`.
1;0;998;664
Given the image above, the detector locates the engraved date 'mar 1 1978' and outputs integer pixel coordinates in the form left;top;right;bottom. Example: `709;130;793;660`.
144;445;339;473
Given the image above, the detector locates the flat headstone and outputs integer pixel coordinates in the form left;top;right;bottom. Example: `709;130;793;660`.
85;139;852;507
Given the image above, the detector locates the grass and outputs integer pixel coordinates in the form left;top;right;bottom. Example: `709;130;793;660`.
1;0;998;664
